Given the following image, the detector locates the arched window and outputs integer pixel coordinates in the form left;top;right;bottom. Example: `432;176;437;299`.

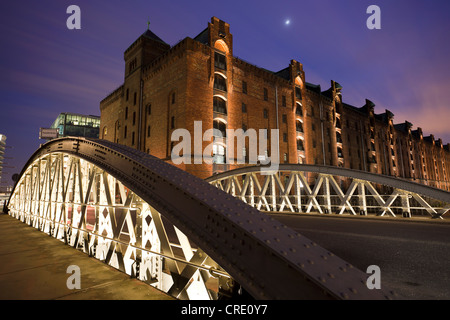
213;96;227;114
214;52;227;70
214;74;227;92
297;139;304;151
296;104;303;117
296;121;303;133
102;126;107;139
214;39;229;53
337;147;343;158
213;144;226;164
336;131;342;143
213;119;227;138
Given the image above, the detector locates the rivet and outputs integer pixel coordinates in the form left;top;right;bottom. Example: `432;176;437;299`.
340;292;349;299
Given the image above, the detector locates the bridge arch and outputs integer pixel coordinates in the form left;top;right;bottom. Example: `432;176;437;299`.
206;164;450;218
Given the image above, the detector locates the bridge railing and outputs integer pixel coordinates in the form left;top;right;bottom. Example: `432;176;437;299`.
206;165;450;219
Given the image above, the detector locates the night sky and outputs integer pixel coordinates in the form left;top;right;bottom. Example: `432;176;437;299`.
1;0;449;187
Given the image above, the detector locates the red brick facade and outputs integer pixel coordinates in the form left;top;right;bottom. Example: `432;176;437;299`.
100;17;450;189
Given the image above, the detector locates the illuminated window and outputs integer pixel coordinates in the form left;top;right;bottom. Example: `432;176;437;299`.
296;104;303;116
213;120;227;138
297;139;304;151
214;52;226;70
214;74;227;91
295;86;302;100
213;144;226;164
213;96;227;114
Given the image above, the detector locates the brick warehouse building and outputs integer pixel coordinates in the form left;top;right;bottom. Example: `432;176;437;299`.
100;17;450;190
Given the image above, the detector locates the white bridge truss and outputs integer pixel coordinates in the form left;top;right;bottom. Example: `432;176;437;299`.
8;152;227;300
206;165;450;219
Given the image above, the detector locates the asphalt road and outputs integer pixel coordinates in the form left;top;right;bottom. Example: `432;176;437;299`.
270;213;450;300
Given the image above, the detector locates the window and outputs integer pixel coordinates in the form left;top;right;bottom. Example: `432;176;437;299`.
282;114;287;123
296;105;303;117
147;125;151;137
172;93;176;104
263;108;268;119
214;52;227;70
213;144;226;164
284;153;288;163
312;123;315;131
282;95;286;107
295;87;302;100
214;74;227;91
125;107;128;120
133;111;136;126
264;88;268;101
242;124;247;131
213;97;227;114
132;132;135;145
213;120;227;138
242;81;247;94
297;139;304;151
296;121;303;133
313;140;317;148
242;102;247;113
171;116;175;129
283;133;287;142
133;92;137;106
147;104;151;115
126;89;129;101
124;126;127;139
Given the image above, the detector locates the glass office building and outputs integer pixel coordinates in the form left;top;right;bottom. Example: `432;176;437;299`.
50;113;100;139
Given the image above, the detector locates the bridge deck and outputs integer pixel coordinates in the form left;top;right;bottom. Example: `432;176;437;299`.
0;212;174;300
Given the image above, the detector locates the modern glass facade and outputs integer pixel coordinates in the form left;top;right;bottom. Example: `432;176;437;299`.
50;113;100;139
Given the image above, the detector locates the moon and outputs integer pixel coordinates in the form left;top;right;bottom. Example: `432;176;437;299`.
285;19;291;25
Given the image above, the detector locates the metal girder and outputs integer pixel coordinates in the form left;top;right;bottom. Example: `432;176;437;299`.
207;165;450;219
7;137;396;300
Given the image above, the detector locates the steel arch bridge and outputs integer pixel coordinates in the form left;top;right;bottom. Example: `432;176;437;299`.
206;165;450;219
7;138;448;301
